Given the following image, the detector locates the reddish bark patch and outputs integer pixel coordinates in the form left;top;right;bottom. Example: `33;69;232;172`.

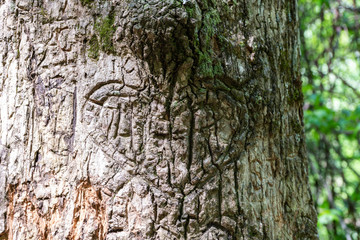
69;180;108;240
4;183;66;240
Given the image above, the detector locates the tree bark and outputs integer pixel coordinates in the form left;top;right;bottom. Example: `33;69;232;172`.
0;0;318;239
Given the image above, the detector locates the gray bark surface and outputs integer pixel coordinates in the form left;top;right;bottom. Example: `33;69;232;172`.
0;0;317;239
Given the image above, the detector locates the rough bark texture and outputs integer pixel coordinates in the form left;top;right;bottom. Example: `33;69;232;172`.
0;0;317;239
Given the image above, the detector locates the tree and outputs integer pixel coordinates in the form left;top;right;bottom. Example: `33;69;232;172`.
0;0;317;239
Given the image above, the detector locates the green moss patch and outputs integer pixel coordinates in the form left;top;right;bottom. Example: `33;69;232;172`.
88;12;116;59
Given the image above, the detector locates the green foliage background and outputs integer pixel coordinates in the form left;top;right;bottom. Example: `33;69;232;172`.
299;0;360;238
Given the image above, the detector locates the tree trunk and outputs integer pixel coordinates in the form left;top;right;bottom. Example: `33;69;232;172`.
0;0;318;239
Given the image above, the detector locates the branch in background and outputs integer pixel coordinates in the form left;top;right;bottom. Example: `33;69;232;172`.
341;6;360;13
333;73;360;98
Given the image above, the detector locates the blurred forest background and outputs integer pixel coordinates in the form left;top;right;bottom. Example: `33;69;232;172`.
299;0;360;239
